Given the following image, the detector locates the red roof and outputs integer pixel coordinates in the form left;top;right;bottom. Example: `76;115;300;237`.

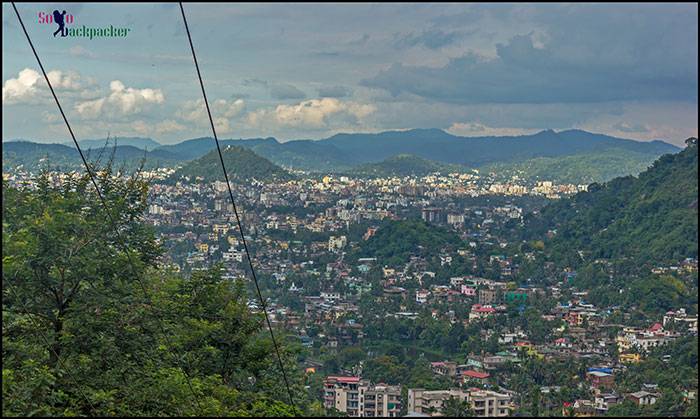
463;370;490;379
649;323;663;332
472;304;496;313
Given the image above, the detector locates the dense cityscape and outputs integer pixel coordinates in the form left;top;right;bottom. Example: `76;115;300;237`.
4;155;697;416
3;2;697;418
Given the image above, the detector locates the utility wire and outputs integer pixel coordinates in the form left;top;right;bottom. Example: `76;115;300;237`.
10;3;204;414
178;2;297;411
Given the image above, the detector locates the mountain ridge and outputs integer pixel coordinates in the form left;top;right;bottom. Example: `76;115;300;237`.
3;129;681;183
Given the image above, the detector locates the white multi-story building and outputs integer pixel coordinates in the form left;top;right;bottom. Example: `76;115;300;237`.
324;377;401;417
408;388;512;417
328;235;348;252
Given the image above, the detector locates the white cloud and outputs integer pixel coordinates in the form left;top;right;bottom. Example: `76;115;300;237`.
447;122;539;137
132;119;186;136
2;68;83;104
41;111;61;123
177;98;245;134
69;45;96;59
246;98;376;130
155;119;186;134
75;80;164;119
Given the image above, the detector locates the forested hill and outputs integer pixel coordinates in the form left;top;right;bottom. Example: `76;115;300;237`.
483;148;664;184
352;218;461;267
526;139;698;269
347;154;468;178
167;145;294;183
4;129;680;184
2;141;181;171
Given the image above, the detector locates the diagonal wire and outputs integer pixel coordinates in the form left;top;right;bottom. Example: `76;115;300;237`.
10;2;204;414
178;2;297;411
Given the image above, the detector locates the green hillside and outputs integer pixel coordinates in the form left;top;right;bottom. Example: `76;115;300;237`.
168;145;294;183
530;140;698;267
348;154;468;178
484;148;662;184
353;218;461;267
516;139;698;315
2;141;182;172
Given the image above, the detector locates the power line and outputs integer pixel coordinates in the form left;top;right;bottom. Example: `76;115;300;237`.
10;3;204;414
178;2;297;411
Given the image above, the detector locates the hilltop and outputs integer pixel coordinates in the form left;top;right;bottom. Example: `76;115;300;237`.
167;145;294;183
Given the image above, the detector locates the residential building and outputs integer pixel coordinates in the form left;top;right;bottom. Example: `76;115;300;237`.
408;388;511;417
324;376;401;417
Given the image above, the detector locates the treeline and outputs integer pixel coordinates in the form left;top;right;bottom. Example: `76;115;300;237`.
2;170;316;416
514;143;699;315
526;142;698;269
351;218;461;266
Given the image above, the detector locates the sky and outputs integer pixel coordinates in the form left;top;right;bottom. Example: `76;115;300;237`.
2;3;698;146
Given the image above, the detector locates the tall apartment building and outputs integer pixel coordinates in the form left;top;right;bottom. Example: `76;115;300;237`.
324;376;402;417
421;207;443;223
478;288;498;305
408;388;512;417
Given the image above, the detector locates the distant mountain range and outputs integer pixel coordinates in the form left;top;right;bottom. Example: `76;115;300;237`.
2;129;681;184
71;137;162;151
2;141;181;172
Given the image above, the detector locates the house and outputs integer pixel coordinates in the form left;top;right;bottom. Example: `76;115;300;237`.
323;376;402;417
469;304;496;321
554;337;573;349
627;391;660;406
594;393;622;414
408;388;511;417
619;353;641;364
416;290;431;304
461;285;477;297
430;361;457;377
586;371;614;389
462;370;490;385
479;288;498;305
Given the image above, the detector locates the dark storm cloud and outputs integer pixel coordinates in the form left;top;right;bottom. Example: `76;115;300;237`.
364;5;698;105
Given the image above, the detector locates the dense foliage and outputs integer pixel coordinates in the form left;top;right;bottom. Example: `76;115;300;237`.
168;145;294;184
485;148;661;184
527;142;697;267
352;218;461;266
348;154;468;178
2;170;308;416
